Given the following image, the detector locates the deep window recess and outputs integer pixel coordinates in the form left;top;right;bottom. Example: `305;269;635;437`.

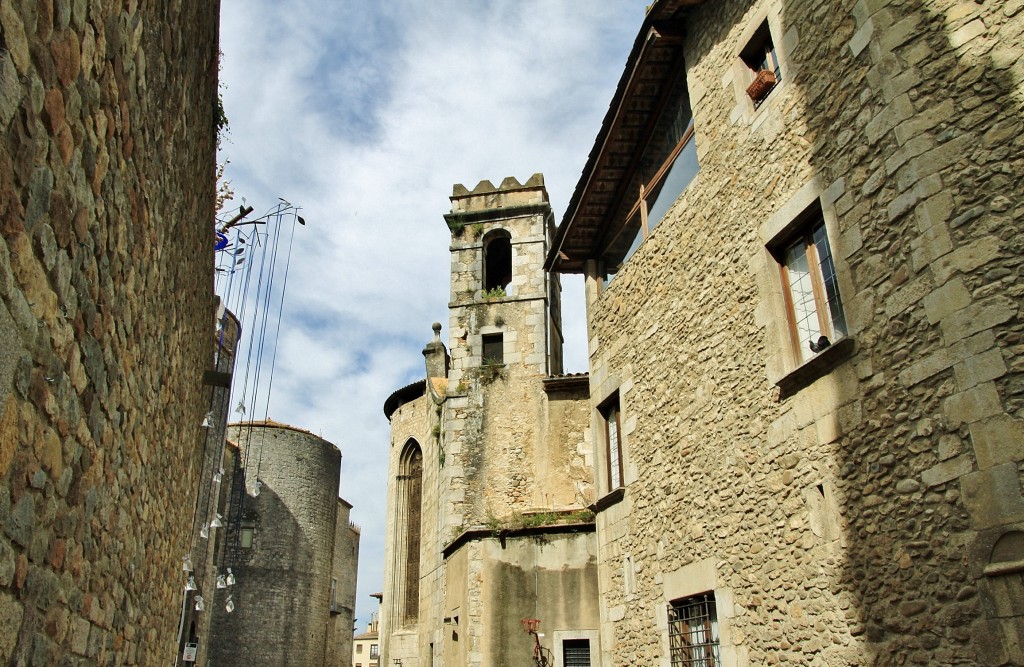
740;21;781;106
668;593;720;667
774;211;847;364
482;334;503;365
604;69;699;285
600;394;623;491
239;520;255;548
370;644;380;657
563;639;592;667
484;232;512;293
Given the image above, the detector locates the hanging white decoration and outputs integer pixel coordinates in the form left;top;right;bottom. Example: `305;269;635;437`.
216;574;227;589
225;596;235;613
182;555;193;573
201;411;213;428
226;568;236;586
211;513;224;528
200;523;209;539
185;576;197;591
194;595;204;612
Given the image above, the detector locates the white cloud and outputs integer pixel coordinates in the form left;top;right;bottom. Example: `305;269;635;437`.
218;0;648;630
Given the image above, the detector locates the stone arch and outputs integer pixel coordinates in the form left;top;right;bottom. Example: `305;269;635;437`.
396;439;424;625
483;229;512;293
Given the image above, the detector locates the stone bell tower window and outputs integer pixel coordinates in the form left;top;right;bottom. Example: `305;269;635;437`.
484;231;512;293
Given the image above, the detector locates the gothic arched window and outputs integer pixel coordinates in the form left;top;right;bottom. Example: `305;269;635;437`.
397;440;423;624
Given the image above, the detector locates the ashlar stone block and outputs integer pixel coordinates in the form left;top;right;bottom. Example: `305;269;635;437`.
961;463;1024;529
969;415;1024;470
944;382;1003;427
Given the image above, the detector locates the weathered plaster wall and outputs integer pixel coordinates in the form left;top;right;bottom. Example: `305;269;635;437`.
586;0;1024;665
0;0;220;663
481;531;600;667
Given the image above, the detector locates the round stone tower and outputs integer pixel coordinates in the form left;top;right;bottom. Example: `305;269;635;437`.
208;421;342;666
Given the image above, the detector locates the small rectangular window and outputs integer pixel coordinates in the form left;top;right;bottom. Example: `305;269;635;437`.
600;394;623;491
774;212;847;364
357;645;363;654
668;593;720;667
239;520;255;548
563;638;591;667
370;644;379;657
741;21;781;106
482;334;503;365
330;577;337;609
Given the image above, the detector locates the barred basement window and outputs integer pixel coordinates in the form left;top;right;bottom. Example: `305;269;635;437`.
563;638;592;667
668;593;720;667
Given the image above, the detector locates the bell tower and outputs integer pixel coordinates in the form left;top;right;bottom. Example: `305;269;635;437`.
443;173;564;388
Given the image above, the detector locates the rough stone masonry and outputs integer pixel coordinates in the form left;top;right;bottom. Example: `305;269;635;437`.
0;0;220;664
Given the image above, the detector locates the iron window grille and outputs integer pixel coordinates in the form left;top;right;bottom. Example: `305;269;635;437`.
563;638;592;667
668;593;720;667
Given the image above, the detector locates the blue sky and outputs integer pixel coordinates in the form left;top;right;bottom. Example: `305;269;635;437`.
218;0;650;632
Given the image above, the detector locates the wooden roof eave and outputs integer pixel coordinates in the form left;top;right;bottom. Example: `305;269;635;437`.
548;3;703;274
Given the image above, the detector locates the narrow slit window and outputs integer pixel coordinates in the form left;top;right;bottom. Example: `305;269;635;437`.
601;394;623;491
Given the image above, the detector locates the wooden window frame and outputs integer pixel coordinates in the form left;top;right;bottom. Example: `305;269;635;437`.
600;394;624;492
773;213;846;364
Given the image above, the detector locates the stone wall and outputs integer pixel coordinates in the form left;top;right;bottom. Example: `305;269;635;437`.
326;499;360;667
0;0;219;663
210;422;341;666
583;0;1023;665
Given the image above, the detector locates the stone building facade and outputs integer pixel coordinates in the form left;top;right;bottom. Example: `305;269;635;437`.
381;0;1023;665
545;0;1024;665
329;497;361;667
0;1;220;664
381;176;598;667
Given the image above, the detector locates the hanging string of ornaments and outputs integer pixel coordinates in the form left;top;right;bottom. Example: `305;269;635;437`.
182;198;305;616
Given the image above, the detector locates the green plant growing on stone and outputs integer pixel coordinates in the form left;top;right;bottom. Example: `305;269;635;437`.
470;222;485;239
432;425;441;440
493;314;506;327
479;358;504;384
454;379;469;394
482;286;506;300
448;220;466;237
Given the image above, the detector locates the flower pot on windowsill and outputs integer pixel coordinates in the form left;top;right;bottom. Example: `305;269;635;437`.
746;69;777;103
